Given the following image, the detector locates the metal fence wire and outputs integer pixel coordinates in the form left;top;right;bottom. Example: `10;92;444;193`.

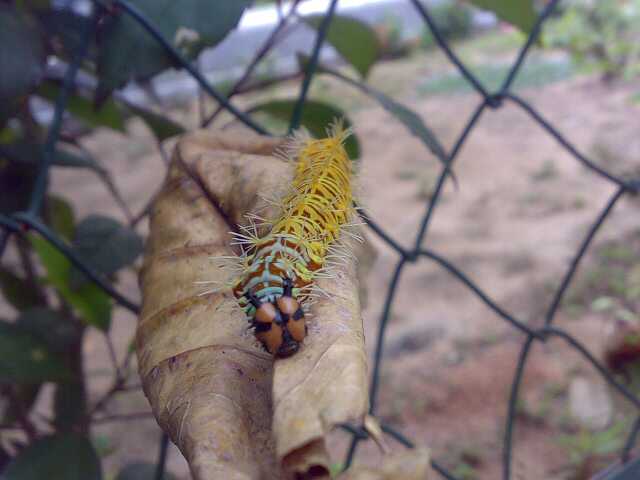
1;0;640;479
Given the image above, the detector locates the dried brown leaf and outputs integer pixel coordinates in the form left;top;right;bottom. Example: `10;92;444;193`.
338;448;431;480
363;415;390;454
137;128;368;479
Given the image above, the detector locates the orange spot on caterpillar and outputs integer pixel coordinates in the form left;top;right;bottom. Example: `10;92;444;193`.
230;121;356;357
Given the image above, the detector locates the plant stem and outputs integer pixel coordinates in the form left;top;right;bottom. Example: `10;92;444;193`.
16;236;48;306
92;412;154;424
54;327;89;433
5;387;37;441
202;0;301;127
289;0;339;132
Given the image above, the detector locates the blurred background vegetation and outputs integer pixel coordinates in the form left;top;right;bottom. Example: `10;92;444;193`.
1;0;640;479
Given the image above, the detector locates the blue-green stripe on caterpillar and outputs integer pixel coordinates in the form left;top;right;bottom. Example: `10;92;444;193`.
202;122;358;358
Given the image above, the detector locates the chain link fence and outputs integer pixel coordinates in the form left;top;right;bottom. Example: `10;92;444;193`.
1;0;640;479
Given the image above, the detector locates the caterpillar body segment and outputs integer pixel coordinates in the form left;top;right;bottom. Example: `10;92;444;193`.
230;122;355;357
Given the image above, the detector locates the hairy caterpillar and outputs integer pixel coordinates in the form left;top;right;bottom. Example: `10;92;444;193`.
227;122;356;357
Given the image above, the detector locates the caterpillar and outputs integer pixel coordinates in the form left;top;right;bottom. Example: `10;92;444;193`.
228;122;356;358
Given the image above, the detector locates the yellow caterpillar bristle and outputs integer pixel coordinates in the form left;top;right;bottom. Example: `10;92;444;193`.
227;121;356;318
189;122;361;357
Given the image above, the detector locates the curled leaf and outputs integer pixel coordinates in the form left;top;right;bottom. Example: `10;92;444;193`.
338;448;431;480
137;128;368;478
363;415;390;455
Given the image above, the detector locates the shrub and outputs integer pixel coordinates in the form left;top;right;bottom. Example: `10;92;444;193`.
421;1;474;49
542;0;640;80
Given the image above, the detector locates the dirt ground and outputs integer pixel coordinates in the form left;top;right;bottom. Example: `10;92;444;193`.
9;34;640;479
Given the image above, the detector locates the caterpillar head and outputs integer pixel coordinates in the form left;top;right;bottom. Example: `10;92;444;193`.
246;279;306;358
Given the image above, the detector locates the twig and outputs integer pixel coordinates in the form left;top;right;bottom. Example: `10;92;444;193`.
120;383;142;392
89;375;128;418
5;387;37;441
16;236;48;306
12;214;141;314
90;332;139;419
121;335;137;374
0;228;11;259
156;140;170;165
154;433;170;480
197;57;207;125
130;192;158;227
289;0;339;132
67;140;135;223
93;412;154;424
202;0;302;127
27;7;98;216
104;331;123;382
104;0;269;135
0;423;22;431
235;70;302;95
130;140;169;227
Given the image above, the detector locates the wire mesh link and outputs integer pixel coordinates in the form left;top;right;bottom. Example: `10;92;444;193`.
2;0;640;479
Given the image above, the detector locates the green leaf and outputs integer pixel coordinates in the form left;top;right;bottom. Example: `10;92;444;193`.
0;5;46;120
26;310;84;432
96;0;252;100
427;2;473;41
0;156;37;215
47;147;102;169
3;433;102;480
465;0;537;34
0;268;42;311
615;308;637;323
0;141;129;221
45;195;75;241
249;99;360;159
17;307;78;353
50;73;185;139
125;103;186;141
0;142;132;228
37;83;126;132
0;126;18;143
116;463;178;480
591;296;615;312
0;320;70;383
1;384;41;425
14;0;52;13
304;14;380;78
35;8;93;59
321;66;448;165
127;335;137;354
54;380;85;431
30;235;112;331
365;91;448;163
70;215;143;288
92;434;117;458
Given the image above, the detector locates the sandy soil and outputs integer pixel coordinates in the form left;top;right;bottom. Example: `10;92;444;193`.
4;44;640;479
345;74;640;479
